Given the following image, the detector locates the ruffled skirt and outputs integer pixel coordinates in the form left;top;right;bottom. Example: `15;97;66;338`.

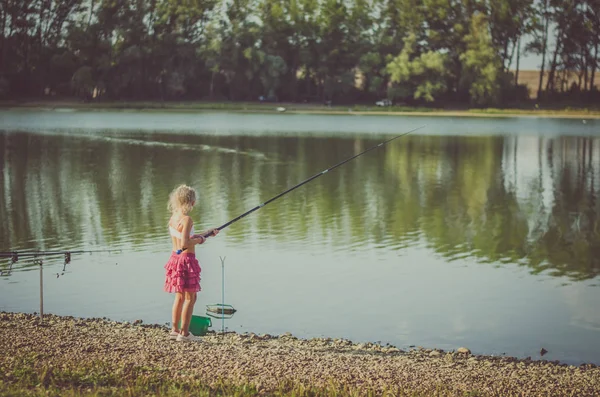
164;252;201;293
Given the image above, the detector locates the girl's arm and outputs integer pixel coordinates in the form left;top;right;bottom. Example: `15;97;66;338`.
181;217;205;247
194;228;220;239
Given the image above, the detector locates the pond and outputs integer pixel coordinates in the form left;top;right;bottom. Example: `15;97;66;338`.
0;109;599;365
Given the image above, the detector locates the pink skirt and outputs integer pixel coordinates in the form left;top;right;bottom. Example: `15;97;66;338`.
164;252;201;293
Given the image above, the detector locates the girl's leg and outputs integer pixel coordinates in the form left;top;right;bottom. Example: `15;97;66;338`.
181;291;197;336
171;292;184;332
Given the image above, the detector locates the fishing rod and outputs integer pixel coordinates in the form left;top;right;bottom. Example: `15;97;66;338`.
0;249;121;277
0;249;121;262
177;124;425;254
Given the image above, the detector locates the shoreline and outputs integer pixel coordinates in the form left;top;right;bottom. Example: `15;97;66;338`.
1;312;599;396
1;100;600;119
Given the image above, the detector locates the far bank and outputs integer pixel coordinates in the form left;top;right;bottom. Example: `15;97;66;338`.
2;99;600;119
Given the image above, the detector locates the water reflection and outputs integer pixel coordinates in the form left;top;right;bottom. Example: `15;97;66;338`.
1;128;599;282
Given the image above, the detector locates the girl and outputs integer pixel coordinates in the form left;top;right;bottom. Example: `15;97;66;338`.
164;184;219;342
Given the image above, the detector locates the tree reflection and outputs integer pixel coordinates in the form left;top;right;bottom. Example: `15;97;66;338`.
1;130;599;281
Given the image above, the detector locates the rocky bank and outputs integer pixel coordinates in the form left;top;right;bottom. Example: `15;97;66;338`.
1;312;599;396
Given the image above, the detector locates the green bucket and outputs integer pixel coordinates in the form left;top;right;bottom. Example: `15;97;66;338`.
188;315;212;336
177;315;212;336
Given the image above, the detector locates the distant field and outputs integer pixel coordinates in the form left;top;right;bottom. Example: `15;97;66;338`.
514;69;599;98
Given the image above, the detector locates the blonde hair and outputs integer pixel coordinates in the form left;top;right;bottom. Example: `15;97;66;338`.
168;184;197;215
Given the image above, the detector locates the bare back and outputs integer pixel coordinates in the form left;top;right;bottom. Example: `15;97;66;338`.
168;215;196;254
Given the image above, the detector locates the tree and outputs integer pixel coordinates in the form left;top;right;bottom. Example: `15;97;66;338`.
200;22;223;99
588;0;600;92
487;0;534;73
218;0;262;100
0;0;596;105
260;54;288;99
526;0;550;99
358;51;385;98
386;33;448;102
2;1;52;95
258;0;298;100
315;0;353;102
71;65;94;99
460;13;503;106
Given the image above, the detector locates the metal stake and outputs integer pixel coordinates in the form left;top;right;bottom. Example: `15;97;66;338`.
38;260;43;319
219;256;226;334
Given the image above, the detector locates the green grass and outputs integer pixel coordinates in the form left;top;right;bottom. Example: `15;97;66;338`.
1;99;599;117
0;354;473;397
0;99;440;113
467;106;600;115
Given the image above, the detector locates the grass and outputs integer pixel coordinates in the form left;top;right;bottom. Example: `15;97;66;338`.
1;99;599;118
0;354;472;397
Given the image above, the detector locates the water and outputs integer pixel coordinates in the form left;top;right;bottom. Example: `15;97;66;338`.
1;110;599;365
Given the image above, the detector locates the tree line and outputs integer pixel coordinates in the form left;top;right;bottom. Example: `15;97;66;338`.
1;0;599;106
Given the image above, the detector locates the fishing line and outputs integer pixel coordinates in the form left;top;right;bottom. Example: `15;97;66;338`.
178;124;425;254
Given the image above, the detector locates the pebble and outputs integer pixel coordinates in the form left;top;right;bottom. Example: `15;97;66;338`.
457;347;471;354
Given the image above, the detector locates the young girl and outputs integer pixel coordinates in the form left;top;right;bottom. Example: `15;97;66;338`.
164;184;219;342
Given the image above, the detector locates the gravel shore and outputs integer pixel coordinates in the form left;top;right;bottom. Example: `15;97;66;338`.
1;312;599;396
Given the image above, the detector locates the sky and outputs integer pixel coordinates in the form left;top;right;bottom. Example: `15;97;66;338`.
516;52;543;71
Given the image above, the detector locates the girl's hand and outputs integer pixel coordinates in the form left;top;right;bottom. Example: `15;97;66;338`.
192;228;219;240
